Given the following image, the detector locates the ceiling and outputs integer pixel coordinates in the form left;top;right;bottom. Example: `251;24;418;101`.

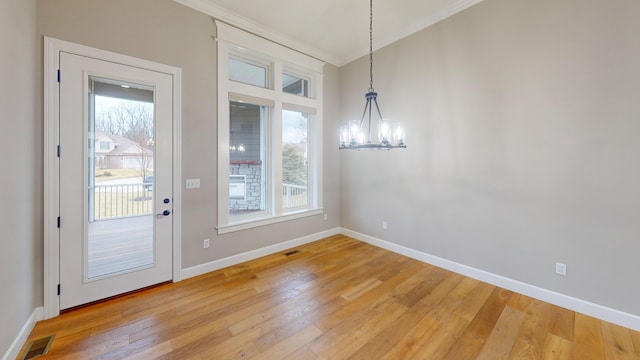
174;0;484;66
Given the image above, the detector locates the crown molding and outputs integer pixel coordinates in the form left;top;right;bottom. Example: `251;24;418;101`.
174;0;484;67
174;0;341;66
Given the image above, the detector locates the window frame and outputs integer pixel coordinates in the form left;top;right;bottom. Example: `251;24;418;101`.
216;21;324;234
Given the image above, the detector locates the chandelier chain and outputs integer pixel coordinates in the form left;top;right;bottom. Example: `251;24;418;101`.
369;0;374;92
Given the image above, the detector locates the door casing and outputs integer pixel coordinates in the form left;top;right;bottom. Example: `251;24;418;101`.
44;37;182;319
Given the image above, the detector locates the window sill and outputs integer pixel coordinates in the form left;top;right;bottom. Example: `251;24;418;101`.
217;208;323;235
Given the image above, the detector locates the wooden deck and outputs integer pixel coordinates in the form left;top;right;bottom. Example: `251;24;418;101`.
88;216;154;278
23;235;640;359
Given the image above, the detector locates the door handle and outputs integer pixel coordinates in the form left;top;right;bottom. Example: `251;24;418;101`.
156;210;171;218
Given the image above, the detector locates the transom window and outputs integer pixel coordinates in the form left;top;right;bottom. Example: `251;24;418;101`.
229;57;270;88
216;21;324;234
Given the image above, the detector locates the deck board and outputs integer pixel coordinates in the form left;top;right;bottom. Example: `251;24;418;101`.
88;215;153;278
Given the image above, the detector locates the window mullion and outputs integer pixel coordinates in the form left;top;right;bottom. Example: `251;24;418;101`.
273;61;284;216
217;42;230;228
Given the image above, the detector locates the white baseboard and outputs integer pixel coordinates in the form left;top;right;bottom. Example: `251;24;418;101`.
2;307;43;360
180;227;341;280
341;227;640;332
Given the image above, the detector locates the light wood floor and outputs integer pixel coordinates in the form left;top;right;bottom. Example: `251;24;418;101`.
23;235;640;359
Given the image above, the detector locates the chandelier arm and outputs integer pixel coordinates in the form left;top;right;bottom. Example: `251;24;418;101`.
372;96;384;121
368;97;374;142
360;97;371;129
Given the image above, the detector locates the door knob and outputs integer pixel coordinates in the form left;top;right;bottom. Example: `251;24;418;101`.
156;210;171;218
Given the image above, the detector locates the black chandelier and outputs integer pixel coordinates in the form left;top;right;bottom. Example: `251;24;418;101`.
339;0;406;150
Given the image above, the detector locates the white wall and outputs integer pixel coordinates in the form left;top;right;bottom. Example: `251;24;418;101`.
340;0;640;317
0;0;41;355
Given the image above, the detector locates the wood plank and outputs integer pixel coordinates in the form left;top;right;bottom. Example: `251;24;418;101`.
508;294;554;359
313;300;407;359
408;315;470;359
475;305;526;360
443;287;513;359
282;345;318;360
541;333;573;360
380;311;445;359
601;321;637;359
252;325;323;360
548;303;575;341
573;313;605;360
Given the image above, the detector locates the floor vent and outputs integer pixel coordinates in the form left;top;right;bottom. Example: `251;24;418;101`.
284;250;300;256
20;334;55;360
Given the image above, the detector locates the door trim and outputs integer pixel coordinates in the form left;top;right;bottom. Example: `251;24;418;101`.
44;37;182;319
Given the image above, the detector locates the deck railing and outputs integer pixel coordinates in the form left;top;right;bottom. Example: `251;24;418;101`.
283;183;308;208
92;184;152;221
92;182;308;221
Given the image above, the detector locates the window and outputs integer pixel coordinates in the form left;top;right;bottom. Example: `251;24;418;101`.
229;57;269;88
282;109;309;209
229;101;267;218
99;141;110;150
216;21;324;234
283;73;308;97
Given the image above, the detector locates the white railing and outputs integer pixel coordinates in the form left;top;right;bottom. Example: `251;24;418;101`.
92;183;153;221
92;183;306;220
283;183;308;208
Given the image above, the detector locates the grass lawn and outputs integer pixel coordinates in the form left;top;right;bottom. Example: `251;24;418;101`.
95;169;145;182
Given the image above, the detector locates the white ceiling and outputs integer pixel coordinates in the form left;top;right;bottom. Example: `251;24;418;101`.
175;0;484;66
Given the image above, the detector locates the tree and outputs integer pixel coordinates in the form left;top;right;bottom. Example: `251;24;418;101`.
282;144;306;186
95;97;154;179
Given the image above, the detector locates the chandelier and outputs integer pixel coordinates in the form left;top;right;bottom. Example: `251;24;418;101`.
339;0;406;150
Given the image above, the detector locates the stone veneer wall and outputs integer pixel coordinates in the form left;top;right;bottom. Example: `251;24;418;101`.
229;160;262;211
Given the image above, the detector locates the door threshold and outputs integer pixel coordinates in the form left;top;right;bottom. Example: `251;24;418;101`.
61;280;172;314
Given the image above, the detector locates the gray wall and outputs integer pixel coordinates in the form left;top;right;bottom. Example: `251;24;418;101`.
36;0;340;275
340;0;640;316
0;0;41;355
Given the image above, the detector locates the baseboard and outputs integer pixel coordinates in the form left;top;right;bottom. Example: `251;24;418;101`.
340;227;640;332
2;307;43;360
180;227;341;280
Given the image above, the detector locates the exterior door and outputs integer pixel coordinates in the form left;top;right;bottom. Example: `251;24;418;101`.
58;52;173;310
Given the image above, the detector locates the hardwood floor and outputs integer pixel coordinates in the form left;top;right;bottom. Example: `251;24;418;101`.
22;235;640;359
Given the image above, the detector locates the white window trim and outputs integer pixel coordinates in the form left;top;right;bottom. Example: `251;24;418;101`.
216;21;324;234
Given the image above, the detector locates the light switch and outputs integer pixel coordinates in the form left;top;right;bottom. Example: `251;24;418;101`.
186;179;200;189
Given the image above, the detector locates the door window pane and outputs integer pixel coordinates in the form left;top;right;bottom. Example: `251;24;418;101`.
282;110;308;209
229;101;267;217
283;73;308;97
88;76;155;278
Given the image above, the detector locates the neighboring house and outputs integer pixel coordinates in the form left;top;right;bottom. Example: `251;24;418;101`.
94;130;153;171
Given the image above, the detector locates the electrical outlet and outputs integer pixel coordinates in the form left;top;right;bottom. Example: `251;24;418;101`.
186;179;200;189
323;213;328;221
382;221;388;230
203;239;210;249
555;262;567;276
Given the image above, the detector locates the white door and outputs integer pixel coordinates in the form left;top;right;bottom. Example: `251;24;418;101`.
58;52;173;310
